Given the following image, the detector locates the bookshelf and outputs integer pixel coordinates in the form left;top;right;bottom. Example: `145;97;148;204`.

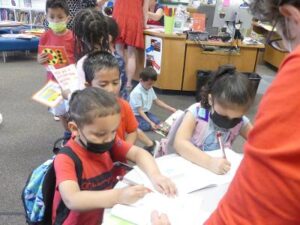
0;0;45;27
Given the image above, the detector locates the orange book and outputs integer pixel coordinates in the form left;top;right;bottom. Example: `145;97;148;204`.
192;13;206;32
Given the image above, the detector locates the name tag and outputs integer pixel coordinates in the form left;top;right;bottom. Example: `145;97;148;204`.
197;107;209;122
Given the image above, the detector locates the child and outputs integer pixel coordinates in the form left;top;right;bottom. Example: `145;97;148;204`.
130;67;176;132
73;8;109;90
38;0;75;81
113;0;149;89
53;87;177;224
148;0;164;26
37;0;75;140
106;16;128;100
83;51;160;154
171;65;254;175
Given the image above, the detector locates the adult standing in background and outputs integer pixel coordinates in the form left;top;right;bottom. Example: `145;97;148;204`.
205;0;300;224
113;0;149;90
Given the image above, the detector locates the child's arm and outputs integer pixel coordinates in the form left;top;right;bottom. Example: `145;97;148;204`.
126;146;177;196
174;112;231;175
239;121;253;139
148;8;164;21
126;130;138;144
138;107;159;129
143;0;150;27
58;180;150;211
154;99;176;113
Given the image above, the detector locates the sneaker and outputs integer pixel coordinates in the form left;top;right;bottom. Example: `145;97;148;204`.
0;113;3;125
144;140;160;156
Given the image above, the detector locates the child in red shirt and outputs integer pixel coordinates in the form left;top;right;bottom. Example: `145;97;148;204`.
37;0;75;140
52;87;177;225
38;0;75;81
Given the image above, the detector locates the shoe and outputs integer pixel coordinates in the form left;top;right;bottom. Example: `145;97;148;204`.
0;113;3;125
54;116;60;121
144;140;160;156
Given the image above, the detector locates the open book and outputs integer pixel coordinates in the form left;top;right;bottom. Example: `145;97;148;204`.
48;64;79;95
127;149;242;195
154;110;184;137
32;80;62;108
109;150;242;225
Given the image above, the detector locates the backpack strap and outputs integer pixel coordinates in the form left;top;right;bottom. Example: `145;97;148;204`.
53;146;83;225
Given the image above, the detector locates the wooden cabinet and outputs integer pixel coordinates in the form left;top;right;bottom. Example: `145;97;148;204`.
182;42;262;91
138;30;264;91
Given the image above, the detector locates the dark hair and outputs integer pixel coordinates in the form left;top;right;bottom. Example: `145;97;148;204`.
249;0;300;25
69;87;120;128
46;0;70;15
73;8;109;60
200;65;255;110
106;16;119;43
83;51;120;84
140;67;157;81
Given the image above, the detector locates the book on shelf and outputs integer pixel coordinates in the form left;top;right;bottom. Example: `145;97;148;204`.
154;110;184;137
23;0;32;7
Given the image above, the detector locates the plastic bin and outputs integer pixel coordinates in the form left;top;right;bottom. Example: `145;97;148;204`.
195;70;261;102
243;72;262;97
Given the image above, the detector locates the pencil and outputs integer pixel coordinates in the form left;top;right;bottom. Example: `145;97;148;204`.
116;176;153;192
216;131;226;159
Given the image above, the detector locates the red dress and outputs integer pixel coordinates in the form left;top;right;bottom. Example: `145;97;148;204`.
113;0;144;49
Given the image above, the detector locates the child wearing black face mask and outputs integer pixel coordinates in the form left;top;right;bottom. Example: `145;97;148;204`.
52;87;177;225
166;65;255;175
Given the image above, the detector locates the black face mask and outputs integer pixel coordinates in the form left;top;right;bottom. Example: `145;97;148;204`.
79;133;115;154
210;111;242;129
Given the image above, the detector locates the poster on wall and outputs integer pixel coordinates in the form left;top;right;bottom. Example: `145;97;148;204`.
144;35;163;74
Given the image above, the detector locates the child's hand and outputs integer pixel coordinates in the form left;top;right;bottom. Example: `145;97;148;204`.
37;52;48;64
208;157;231;175
150;122;159;130
151;210;171;225
117;185;150;205
170;107;177;113
150;174;177;197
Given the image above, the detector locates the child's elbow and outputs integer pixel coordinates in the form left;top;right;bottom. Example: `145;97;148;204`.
62;194;81;211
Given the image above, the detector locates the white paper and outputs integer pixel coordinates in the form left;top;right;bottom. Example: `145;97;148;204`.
48;64;79;94
111;192;208;225
128;150;242;194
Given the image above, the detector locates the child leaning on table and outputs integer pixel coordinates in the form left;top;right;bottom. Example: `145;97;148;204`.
52;87;177;225
162;65;255;175
129;67;177;132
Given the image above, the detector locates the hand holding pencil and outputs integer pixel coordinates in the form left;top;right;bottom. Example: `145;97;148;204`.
116;176;151;205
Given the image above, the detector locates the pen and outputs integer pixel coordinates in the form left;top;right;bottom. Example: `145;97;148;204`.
216;131;226;159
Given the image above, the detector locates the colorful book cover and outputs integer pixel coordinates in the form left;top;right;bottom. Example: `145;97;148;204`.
38;45;69;67
192;13;206;32
32;80;63;108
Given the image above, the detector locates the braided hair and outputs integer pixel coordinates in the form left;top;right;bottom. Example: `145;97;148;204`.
73;8;109;60
200;64;255;110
